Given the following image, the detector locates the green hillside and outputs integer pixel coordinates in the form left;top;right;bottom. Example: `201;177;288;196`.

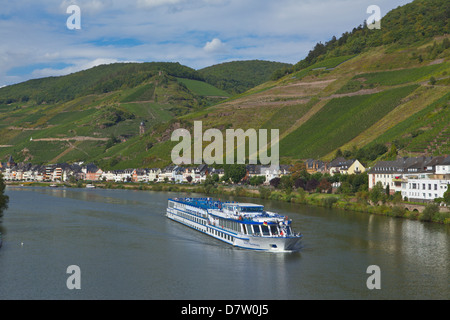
275;0;449;79
199;60;293;95
0;0;448;169
0;62;203;105
0;69;229;168
147;0;450;167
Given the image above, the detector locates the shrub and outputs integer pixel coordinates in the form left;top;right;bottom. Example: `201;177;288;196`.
322;196;338;208
419;203;439;222
390;206;405;218
258;186;272;199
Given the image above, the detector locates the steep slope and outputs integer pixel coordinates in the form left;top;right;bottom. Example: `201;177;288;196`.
1;0;448;169
143;0;450;167
0;67;229;167
199;60;293;95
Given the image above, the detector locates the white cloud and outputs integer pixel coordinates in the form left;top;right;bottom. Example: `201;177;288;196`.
137;0;184;9
30;58;124;78
203;38;227;54
0;0;415;86
58;0;113;14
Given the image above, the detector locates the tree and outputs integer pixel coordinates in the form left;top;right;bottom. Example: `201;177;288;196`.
280;175;293;193
305;179;319;192
294;178;306;190
249;175;265;186
387;144;398;159
0;173;9;218
269;177;281;188
370;182;385;205
289;162;307;180
223;164;247;184
318;178;332;193
444;185;450;205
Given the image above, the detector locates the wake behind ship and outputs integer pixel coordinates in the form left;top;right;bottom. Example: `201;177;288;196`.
166;197;302;252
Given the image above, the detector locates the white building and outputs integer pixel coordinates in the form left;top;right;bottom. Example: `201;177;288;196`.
261;165;291;184
369;156;450;202
401;176;449;202
147;168;161;182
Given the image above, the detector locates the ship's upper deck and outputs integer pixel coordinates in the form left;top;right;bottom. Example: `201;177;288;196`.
170;197;222;210
169;197;288;224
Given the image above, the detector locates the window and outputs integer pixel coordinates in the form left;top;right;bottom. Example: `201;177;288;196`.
252;225;260;236
261;225;270;236
285;226;292;236
270;225;278;236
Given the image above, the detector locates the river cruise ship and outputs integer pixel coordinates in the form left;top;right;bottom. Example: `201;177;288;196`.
166;197;302;252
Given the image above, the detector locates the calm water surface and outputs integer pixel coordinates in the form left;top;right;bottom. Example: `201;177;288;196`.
0;187;448;300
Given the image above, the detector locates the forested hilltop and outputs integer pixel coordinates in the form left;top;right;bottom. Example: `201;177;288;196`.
272;0;449;80
0;62;203;105
199;60;293;95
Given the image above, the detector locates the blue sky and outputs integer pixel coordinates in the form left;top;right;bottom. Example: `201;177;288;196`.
0;0;414;87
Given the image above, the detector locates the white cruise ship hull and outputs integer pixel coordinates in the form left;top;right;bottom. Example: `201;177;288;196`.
166;200;302;252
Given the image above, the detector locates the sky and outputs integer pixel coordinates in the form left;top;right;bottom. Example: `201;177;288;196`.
0;0;414;87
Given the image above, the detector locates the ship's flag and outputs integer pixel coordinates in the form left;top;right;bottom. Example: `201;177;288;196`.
263;222;268;226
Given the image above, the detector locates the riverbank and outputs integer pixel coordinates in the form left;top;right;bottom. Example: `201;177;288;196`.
7;181;450;224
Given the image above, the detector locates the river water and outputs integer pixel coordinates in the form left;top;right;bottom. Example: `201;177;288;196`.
0;187;448;300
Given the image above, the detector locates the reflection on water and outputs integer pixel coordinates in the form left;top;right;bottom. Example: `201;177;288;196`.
0;187;449;299
32;186;146;207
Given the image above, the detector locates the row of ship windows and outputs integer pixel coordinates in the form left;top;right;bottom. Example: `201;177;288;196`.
215;218;284;236
178;211;206;226
174;209;290;237
207;227;234;242
217;217;241;233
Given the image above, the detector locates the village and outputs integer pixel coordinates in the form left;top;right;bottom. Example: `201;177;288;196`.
1;154;449;204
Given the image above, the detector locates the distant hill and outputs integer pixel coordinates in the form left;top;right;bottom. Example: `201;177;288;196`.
0;63;230;168
0;62;204;105
199;60;293;95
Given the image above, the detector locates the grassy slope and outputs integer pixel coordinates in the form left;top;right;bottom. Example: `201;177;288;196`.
1;38;448;168
168;36;450;165
198;60;293;95
0;72;229;167
1;0;449;169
